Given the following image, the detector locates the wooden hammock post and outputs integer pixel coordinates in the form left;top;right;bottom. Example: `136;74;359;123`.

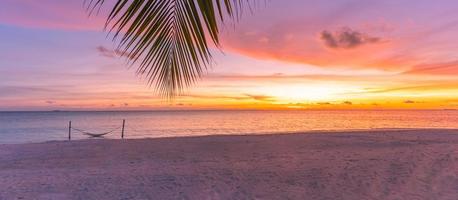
68;121;72;141
121;119;125;139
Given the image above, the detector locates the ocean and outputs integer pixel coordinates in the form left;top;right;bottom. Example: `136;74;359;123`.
0;110;457;144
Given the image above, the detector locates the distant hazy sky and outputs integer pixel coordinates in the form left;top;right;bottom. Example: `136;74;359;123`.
1;0;458;110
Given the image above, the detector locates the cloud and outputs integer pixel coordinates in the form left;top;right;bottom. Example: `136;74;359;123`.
360;83;458;94
207;73;368;81
404;100;416;104
45;100;55;104
96;46;134;59
221;22;399;71
183;94;248;101
182;94;276;102
320;27;381;49
343;101;353;105
244;94;275;102
403;60;458;75
0;86;64;97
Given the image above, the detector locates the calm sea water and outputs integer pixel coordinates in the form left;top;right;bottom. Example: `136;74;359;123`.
0;110;457;144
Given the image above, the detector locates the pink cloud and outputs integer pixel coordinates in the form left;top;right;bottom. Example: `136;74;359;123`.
404;60;458;75
216;1;458;75
220;21;406;72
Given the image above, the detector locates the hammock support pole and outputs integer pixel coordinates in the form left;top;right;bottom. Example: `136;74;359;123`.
68;121;72;141
121;119;125;139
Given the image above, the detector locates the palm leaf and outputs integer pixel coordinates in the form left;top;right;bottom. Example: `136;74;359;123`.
85;0;251;98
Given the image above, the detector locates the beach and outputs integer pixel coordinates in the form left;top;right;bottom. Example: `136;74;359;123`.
1;129;458;200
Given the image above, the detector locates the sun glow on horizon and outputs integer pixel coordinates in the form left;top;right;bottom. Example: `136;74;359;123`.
257;84;352;102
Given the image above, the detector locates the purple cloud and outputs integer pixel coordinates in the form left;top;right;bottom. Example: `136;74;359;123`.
320;27;381;49
96;46;134;59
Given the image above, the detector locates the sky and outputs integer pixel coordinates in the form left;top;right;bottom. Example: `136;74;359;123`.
1;0;458;110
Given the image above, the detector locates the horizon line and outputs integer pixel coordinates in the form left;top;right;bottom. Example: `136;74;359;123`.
0;108;456;112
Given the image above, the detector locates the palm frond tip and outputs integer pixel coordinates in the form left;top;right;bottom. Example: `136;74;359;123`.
86;0;251;98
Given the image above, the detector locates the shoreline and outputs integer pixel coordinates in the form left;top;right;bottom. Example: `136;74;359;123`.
2;128;458;146
1;129;458;199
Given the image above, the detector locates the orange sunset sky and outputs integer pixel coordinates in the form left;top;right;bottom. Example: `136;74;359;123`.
0;0;458;110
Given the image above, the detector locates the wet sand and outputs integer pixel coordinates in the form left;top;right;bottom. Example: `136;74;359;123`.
1;129;458;200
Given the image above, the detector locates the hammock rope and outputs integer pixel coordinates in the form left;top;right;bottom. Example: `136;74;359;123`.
71;126;121;137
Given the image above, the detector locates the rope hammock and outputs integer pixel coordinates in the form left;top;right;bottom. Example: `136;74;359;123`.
71;126;121;137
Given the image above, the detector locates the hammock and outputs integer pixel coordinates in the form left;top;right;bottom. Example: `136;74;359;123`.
71;127;120;137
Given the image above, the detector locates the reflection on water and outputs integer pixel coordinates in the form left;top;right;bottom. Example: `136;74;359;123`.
0;110;457;144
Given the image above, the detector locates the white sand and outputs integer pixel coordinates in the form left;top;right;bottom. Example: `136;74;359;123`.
1;129;458;200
